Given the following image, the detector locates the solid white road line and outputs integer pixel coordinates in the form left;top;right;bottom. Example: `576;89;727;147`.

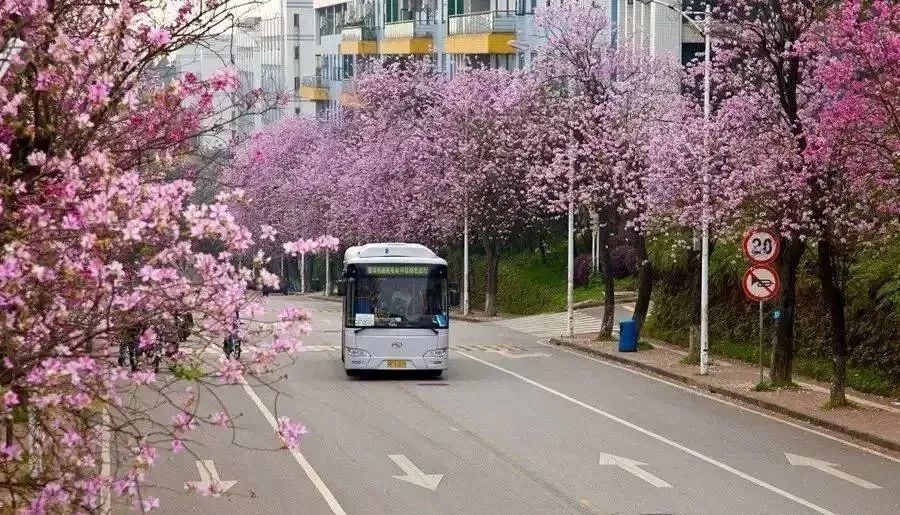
536;339;900;465
239;377;347;515
458;351;836;515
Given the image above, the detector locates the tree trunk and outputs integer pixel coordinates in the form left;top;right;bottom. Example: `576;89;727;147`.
633;234;654;339
771;238;806;384
597;222;614;339
817;238;848;406
483;239;500;317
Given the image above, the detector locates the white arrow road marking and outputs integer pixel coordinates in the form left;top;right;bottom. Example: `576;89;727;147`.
785;453;881;490
459;351;836;515
598;453;672;488
388;454;443;491
485;348;552;359
184;460;237;495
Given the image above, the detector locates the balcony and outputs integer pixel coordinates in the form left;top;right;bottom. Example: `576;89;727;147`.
340;25;378;55
381;20;435;55
298;76;329;101
445;11;517;54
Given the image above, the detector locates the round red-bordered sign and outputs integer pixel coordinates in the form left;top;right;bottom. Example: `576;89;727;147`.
742;265;781;302
742;228;780;264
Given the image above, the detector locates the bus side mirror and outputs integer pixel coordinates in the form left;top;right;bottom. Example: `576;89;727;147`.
449;286;460;307
336;279;346;297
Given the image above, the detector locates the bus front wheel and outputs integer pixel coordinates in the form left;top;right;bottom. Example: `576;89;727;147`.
345;368;360;377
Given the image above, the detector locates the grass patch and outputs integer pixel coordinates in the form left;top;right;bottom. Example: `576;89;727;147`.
680;353;700;365
645;326;897;397
637;340;654;351
821;398;857;410
465;244;638;316
752;381;776;392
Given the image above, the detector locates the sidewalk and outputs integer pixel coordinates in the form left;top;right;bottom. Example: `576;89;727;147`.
549;334;900;454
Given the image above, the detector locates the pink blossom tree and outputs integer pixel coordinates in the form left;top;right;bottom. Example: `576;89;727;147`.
527;2;679;336
651;0;900;402
0;1;311;510
432;68;541;316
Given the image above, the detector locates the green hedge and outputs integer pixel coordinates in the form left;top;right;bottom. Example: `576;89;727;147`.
644;236;900;397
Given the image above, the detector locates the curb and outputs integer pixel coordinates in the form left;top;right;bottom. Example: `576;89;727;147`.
308;295;340;303
548;337;900;454
451;315;486;323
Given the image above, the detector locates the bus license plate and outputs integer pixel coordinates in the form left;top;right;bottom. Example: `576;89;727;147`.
386;360;408;369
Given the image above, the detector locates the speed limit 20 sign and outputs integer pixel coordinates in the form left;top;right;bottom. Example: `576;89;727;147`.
742;229;780;264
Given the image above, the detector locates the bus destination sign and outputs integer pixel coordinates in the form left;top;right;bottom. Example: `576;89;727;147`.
366;265;429;276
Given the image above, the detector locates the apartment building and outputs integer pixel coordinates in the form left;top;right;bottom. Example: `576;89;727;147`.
616;0;705;63
302;0;703;118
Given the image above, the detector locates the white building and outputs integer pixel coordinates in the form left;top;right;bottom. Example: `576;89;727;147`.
300;0;702;119
171;1;320;148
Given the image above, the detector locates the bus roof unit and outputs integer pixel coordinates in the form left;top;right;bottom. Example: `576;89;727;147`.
344;243;446;266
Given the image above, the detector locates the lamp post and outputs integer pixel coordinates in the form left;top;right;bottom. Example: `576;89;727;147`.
635;1;712;374
509;37;575;338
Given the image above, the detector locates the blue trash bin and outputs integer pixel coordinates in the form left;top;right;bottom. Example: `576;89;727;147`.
618;320;638;352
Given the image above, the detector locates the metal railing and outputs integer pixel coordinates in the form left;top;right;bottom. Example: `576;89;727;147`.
301;76;328;89
447;11;516;36
384;19;436;39
341;25;377;41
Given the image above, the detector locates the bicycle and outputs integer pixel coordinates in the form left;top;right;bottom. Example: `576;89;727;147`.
222;313;242;360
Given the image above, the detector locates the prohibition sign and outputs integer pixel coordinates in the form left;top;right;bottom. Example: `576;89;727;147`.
742;264;781;302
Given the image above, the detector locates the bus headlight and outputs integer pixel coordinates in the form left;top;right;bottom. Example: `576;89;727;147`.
346;348;370;358
423;348;448;358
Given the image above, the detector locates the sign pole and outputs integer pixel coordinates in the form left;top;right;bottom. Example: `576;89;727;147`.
759;300;764;385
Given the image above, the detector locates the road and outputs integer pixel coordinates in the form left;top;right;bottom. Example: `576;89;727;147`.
137;296;900;515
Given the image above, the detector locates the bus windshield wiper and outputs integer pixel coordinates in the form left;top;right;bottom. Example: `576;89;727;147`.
354;327;373;334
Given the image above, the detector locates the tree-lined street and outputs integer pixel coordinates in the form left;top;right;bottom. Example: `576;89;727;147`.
138;296;900;515
3;0;899;512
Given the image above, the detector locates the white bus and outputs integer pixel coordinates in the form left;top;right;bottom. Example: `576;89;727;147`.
338;243;457;377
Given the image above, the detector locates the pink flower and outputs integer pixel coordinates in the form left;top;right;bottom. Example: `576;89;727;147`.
209;411;230;428
87;82;109;105
1;444;23;461
171;411;197;434
210;66;240;93
215;358;244;384
141;497;160;511
171;440;185;454
275;416;308;450
260;224;277;241
147;28;172;46
2;390;19;409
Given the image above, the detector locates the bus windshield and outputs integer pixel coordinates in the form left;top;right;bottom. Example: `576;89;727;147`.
346;265;448;329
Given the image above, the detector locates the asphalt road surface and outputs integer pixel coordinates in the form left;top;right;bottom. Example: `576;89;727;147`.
135;296;900;515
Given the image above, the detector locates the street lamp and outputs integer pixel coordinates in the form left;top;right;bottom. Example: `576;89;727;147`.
637;0;712;374
510;37;575;338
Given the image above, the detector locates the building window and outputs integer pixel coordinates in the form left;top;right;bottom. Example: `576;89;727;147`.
294;46;300;59
294;13;300;27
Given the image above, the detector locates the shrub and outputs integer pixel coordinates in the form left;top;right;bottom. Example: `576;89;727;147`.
611;245;638;278
574;254;592;287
